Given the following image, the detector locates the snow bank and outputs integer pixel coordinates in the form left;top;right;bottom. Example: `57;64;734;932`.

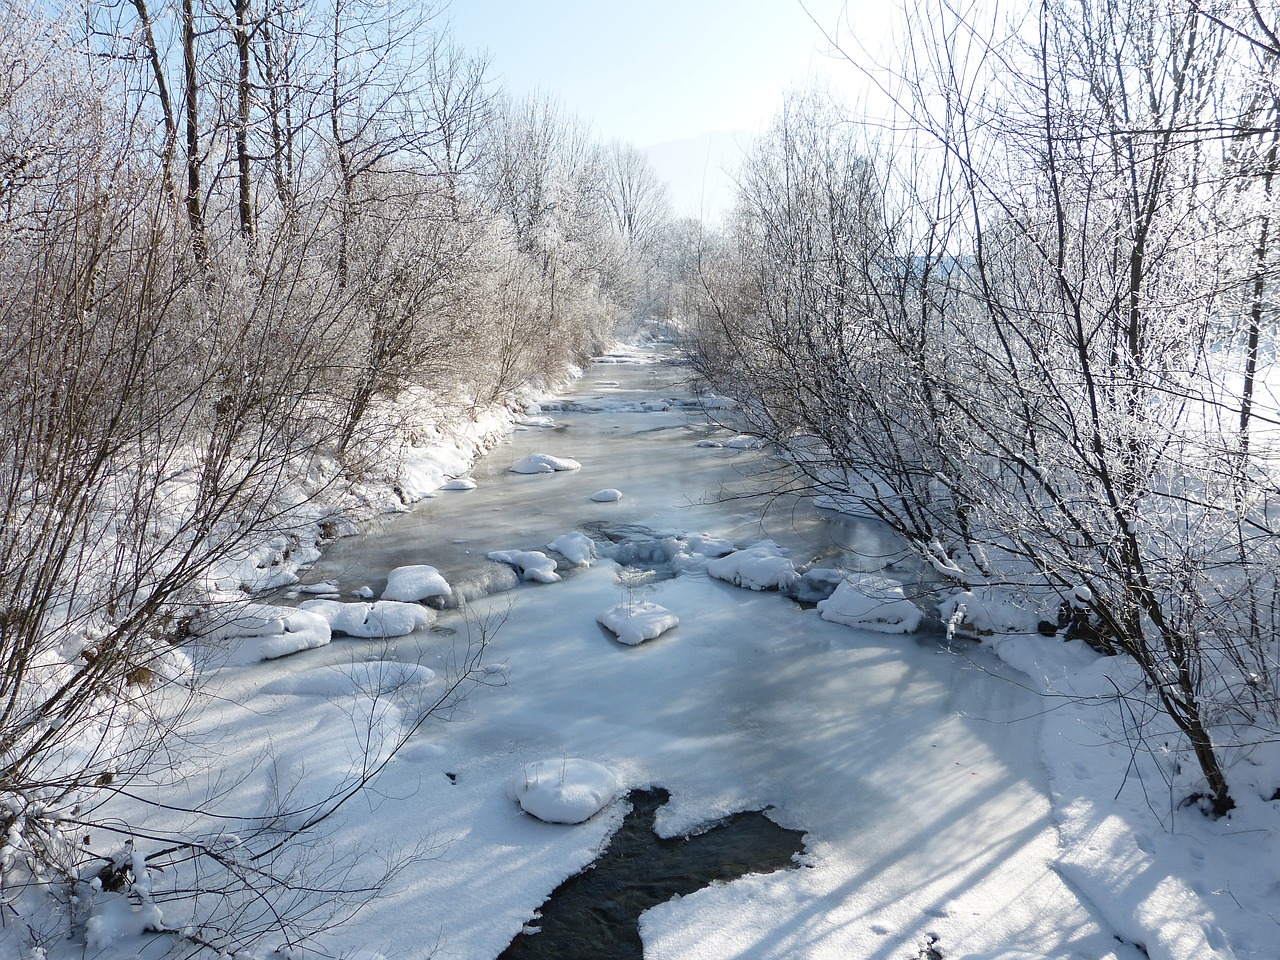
487;549;562;583
817;574;923;634
382;564;452;603
298;599;434;637
506;759;619;824
707;540;798;591
597;601;679;645
509;453;581;474
547;532;596;566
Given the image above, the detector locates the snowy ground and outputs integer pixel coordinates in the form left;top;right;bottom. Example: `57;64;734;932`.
90;347;1280;960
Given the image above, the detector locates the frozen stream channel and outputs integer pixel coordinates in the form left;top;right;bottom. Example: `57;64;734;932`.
175;350;1145;959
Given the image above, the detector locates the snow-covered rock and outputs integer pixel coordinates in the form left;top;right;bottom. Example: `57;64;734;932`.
509;453;581;474
547;532;596;566
707;540;798;591
786;567;848;604
817;574;923;634
383;564;452;603
506;758;619;824
299;580;340;595
195;602;332;660
597;601;679;645
441;477;477;491
590;488;623;502
724;434;764;449
299;599;434;637
487;549;561;583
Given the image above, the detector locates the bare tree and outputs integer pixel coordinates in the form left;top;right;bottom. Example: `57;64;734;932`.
689;1;1280;816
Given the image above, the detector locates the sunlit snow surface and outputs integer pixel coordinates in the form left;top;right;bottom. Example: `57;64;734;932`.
91;346;1278;960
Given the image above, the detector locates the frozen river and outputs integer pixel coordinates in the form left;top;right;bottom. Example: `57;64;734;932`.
181;348;1144;959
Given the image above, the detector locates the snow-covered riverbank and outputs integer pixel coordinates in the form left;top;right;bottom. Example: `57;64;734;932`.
83;348;1280;960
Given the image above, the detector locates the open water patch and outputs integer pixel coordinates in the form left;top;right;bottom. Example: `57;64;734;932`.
499;787;806;960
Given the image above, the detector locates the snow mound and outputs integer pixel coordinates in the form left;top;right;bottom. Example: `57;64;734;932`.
590;488;623;502
299;599;434;637
695;439;723;448
724;434;764;449
487;549;561;583
506;758;619;824
516;415;556;428
441;477;477;491
263;661;436;697
383;564;452;602
817;574;923;633
547;532;596;566
510;453;581;474
196;602;332;660
597;601;679;645
707;540;798;591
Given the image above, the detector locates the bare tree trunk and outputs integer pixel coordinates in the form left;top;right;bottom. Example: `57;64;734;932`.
182;0;206;266
128;0;179;204
234;0;254;245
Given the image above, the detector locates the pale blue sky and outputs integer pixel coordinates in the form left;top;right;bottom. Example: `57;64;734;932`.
444;0;894;215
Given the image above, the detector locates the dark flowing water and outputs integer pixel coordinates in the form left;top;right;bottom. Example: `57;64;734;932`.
497;788;807;960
